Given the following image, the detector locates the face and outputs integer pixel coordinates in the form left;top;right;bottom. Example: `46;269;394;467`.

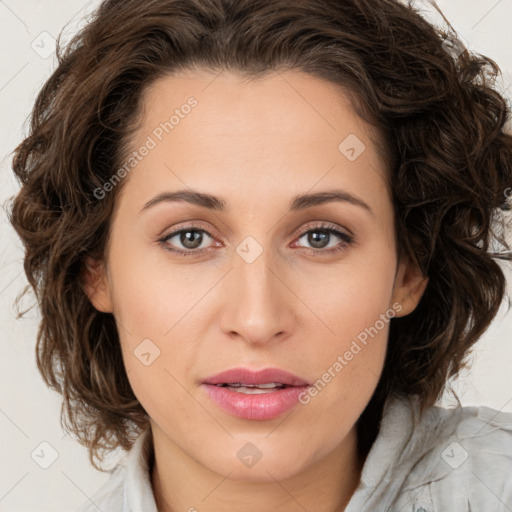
85;69;427;483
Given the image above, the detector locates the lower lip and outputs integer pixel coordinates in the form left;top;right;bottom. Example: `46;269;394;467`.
202;384;309;420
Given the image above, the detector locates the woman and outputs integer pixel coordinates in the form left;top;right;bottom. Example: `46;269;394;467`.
8;0;512;510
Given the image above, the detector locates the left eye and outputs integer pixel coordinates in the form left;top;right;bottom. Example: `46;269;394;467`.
295;227;352;250
158;224;353;256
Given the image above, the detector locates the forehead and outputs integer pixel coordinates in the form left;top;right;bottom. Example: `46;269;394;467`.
114;69;391;217
140;68;383;139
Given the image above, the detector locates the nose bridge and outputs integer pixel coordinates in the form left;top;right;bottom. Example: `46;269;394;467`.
223;237;290;343
236;238;280;311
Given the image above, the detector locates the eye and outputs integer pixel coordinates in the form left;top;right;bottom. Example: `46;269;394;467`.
293;222;353;254
157;221;354;257
158;225;216;256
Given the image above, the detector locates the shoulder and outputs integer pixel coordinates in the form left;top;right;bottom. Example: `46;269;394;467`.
400;401;512;510
74;428;156;511
75;465;126;512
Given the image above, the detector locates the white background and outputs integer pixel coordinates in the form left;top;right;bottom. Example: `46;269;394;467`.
1;1;511;511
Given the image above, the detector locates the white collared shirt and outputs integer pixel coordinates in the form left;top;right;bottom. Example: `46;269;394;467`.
76;394;512;511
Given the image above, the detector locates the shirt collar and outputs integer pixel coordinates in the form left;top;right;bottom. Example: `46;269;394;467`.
345;392;460;511
123;426;158;512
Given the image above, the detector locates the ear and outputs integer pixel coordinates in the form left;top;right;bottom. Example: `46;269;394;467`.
81;256;113;313
391;254;428;317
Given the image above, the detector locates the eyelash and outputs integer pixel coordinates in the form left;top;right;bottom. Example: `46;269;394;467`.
157;222;354;257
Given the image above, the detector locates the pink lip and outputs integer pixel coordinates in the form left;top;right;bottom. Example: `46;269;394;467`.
202;367;311;387
201;367;311;420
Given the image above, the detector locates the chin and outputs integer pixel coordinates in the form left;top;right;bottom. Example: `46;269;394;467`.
197;441;313;483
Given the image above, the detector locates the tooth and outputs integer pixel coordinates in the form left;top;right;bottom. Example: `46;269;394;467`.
227;386;278;394
223;382;283;388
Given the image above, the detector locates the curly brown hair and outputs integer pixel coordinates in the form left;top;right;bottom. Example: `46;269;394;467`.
7;0;512;470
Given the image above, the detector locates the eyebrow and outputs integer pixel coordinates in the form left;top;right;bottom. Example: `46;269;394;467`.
140;188;373;215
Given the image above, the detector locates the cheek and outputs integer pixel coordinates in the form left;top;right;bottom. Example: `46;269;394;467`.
307;241;396;345
298;242;396;402
105;236;207;417
106;234;195;338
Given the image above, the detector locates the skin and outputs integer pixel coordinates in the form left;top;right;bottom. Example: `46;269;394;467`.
85;69;428;512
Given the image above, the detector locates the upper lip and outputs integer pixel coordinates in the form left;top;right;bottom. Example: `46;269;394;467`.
202;367;311;387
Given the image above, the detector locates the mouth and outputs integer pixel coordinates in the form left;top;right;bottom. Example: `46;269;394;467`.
201;367;311;420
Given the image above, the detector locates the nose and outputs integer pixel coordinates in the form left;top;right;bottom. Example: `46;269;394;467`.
219;244;296;347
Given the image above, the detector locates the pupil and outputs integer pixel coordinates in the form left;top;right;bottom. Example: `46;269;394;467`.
181;230;202;249
309;231;328;249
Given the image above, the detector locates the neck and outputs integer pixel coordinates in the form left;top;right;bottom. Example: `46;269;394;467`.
150;424;364;512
